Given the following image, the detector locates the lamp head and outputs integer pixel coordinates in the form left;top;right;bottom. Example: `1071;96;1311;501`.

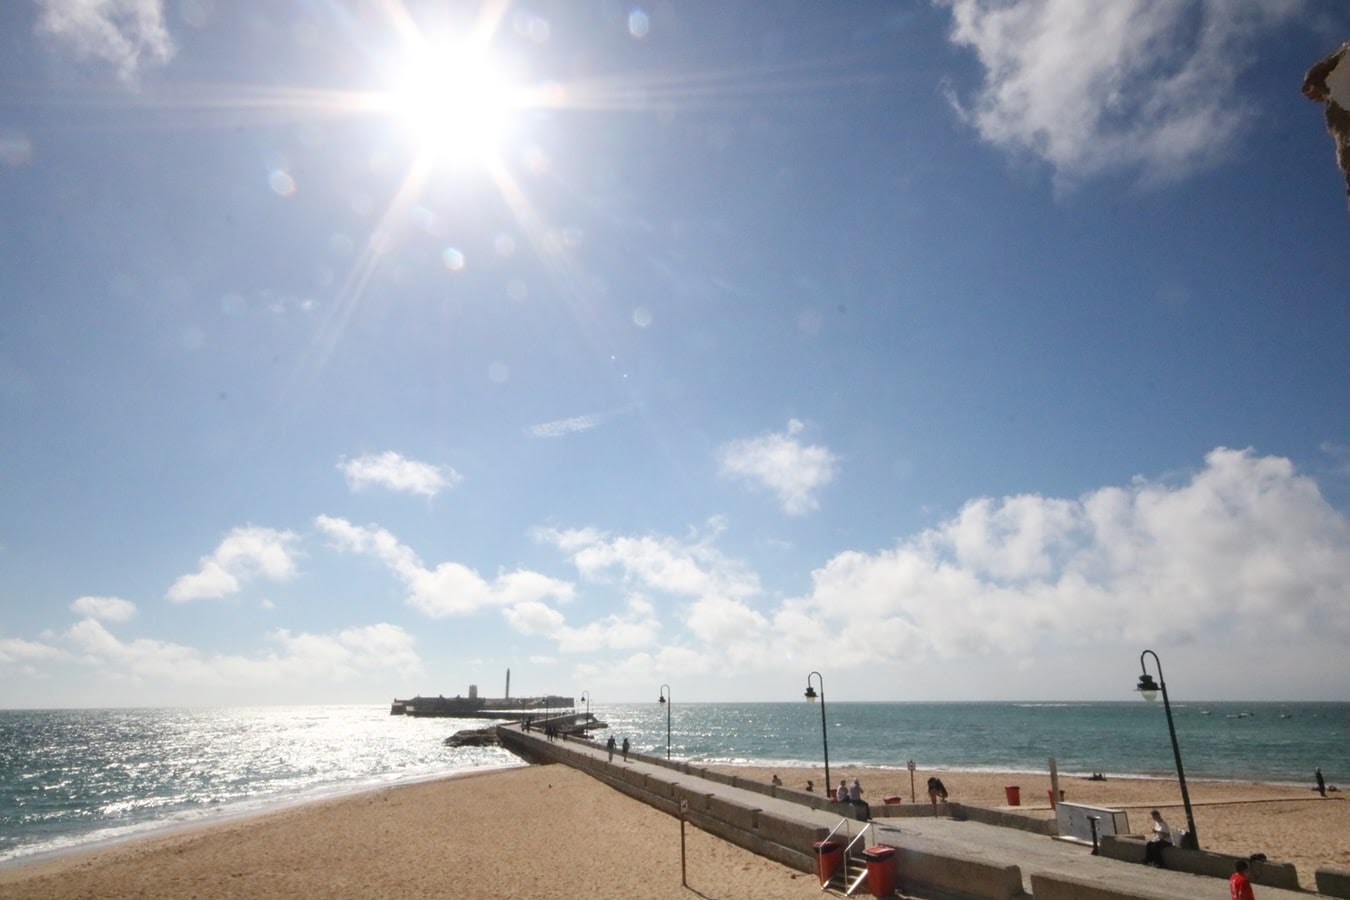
1135;673;1160;702
804;684;818;703
658;694;666;704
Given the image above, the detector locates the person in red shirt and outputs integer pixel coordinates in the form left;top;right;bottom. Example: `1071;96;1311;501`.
1230;859;1255;900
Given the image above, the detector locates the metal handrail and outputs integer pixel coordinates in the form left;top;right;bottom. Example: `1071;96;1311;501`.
841;823;874;896
818;818;873;893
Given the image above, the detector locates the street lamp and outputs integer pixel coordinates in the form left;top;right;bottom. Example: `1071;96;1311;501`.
1135;649;1199;849
579;690;590;718
804;671;830;796
658;684;671;759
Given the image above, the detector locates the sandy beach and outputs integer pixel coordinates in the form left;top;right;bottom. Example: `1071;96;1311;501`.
0;764;823;900
1;761;1345;897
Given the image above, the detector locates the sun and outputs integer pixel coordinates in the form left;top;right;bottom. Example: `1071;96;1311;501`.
383;39;520;168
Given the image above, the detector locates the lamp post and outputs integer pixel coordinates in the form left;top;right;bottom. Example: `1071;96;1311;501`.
658;684;671;759
579;691;590;718
804;671;830;796
1135;649;1199;849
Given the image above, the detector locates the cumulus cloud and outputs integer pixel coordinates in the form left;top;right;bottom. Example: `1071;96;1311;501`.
504;594;661;653
315;515;573;618
65;617;421;685
35;0;175;82
166;526;300;602
70;595;137;623
940;0;1305;186
338;451;462;497
717;419;838;516
775;447;1350;669
536;522;768;645
0;635;68;666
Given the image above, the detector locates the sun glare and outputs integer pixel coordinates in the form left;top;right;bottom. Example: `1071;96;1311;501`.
385;41;518;167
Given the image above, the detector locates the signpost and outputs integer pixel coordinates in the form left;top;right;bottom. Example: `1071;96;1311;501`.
907;760;916;803
679;799;688;887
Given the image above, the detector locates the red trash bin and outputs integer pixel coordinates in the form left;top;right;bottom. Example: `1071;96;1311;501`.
1004;785;1021;806
813;839;843;886
1047;789;1065;807
861;845;897;897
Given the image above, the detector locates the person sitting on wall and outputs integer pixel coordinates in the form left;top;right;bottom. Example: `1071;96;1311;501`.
771;774;782;786
836;780;849;804
848;778;871;820
805;780;814;793
1145;810;1172;868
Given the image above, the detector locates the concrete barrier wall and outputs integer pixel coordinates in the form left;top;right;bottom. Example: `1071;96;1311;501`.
706;795;761;832
950;802;1057;835
756;810;826;849
894;844;1025;900
501;728;1033;899
1098;836;1300;890
1317;867;1350;899
702;769;734;787
671;783;711;814
735;776;777;799
1030;872;1175;900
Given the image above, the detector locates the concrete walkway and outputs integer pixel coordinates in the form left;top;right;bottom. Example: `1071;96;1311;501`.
502;723;1314;899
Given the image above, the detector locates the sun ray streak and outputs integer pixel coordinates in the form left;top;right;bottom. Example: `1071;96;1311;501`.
283;155;434;410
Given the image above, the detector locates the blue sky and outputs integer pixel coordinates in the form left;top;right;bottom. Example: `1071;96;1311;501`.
2;1;1348;708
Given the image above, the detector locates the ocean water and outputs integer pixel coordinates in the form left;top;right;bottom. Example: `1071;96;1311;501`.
0;706;520;866
2;701;1346;866
599;701;1349;785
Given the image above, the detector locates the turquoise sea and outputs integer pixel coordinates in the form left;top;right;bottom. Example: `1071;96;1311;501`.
2;701;1345;866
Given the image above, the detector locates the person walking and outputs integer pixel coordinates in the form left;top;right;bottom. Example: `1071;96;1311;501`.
621;737;630;762
606;735;616;762
1230;859;1256;900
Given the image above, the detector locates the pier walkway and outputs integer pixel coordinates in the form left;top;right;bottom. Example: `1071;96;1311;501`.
499;722;1315;899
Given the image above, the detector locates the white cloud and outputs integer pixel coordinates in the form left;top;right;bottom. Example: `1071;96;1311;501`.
70;595;137;623
339;451;462;497
65;617;420;685
504;594;662;653
0;635;68;665
315;515;573;618
774;447;1350;672
526;404;640;438
527;413;604;438
538;522;767;646
35;0;175;82
716;419;838;515
167;526;300;602
940;0;1305;186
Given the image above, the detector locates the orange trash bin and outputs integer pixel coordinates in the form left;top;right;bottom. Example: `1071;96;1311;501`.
1004;785;1021;806
813;839;843;886
861;845;897;897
